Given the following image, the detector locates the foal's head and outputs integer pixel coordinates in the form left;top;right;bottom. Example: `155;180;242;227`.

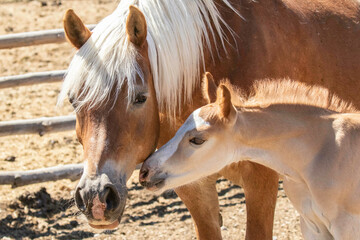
140;73;237;192
60;7;159;228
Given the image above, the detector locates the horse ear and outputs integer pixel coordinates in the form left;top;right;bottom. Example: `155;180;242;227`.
63;9;91;49
126;6;147;47
202;72;218;103
216;85;236;122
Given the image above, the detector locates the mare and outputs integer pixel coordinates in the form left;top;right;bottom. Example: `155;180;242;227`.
58;0;360;239
141;74;360;240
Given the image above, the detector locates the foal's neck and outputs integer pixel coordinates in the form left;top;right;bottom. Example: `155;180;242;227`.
232;106;331;181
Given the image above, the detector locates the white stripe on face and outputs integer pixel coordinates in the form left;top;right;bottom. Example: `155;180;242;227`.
147;108;210;169
149;112;197;168
193;108;210;129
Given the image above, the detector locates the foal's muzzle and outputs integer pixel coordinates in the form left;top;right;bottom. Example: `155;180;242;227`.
139;163;166;191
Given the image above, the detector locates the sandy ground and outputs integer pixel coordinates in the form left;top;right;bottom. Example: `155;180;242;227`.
0;1;302;239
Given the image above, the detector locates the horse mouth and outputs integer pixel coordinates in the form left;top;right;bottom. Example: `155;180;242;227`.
145;178;165;192
89;219;120;229
88;207;125;230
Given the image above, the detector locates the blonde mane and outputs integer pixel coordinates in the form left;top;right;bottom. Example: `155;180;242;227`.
221;79;357;113
58;0;240;115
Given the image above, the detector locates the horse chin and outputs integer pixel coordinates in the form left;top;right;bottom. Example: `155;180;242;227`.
145;179;167;193
88;219;120;230
146;185;164;193
88;206;125;230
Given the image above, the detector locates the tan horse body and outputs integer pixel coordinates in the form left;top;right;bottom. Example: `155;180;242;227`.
59;0;360;239
141;77;360;240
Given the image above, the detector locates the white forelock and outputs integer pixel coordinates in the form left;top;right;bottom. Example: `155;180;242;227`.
58;0;239;116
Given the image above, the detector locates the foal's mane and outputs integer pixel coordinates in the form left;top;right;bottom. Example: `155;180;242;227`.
222;79;357;113
58;0;240;116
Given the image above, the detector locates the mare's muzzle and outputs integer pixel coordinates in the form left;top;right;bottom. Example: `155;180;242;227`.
75;174;126;226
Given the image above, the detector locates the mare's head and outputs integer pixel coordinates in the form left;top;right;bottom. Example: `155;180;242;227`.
140;73;237;192
59;6;159;228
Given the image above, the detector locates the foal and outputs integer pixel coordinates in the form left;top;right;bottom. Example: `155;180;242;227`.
140;73;360;240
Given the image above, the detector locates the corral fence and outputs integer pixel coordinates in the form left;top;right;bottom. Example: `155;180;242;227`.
0;25;95;187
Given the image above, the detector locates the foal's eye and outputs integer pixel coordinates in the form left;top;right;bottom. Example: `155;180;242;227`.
189;137;206;145
134;94;147;104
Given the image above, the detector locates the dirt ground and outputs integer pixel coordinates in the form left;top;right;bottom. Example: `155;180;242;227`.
0;1;302;239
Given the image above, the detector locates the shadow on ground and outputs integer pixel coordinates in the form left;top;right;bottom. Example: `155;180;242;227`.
0;179;249;238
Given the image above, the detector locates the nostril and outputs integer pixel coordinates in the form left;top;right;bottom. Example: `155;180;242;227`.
139;168;149;182
103;185;120;212
75;188;86;212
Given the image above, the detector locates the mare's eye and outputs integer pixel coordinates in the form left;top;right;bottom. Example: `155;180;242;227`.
134;94;147;104
189;137;205;145
69;97;77;108
68;96;75;104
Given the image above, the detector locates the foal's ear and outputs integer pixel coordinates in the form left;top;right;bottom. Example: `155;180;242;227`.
216;85;236;122
63;9;91;49
126;5;147;47
202;72;217;103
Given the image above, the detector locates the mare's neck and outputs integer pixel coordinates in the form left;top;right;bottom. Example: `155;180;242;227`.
157;0;274;145
231;107;330;181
